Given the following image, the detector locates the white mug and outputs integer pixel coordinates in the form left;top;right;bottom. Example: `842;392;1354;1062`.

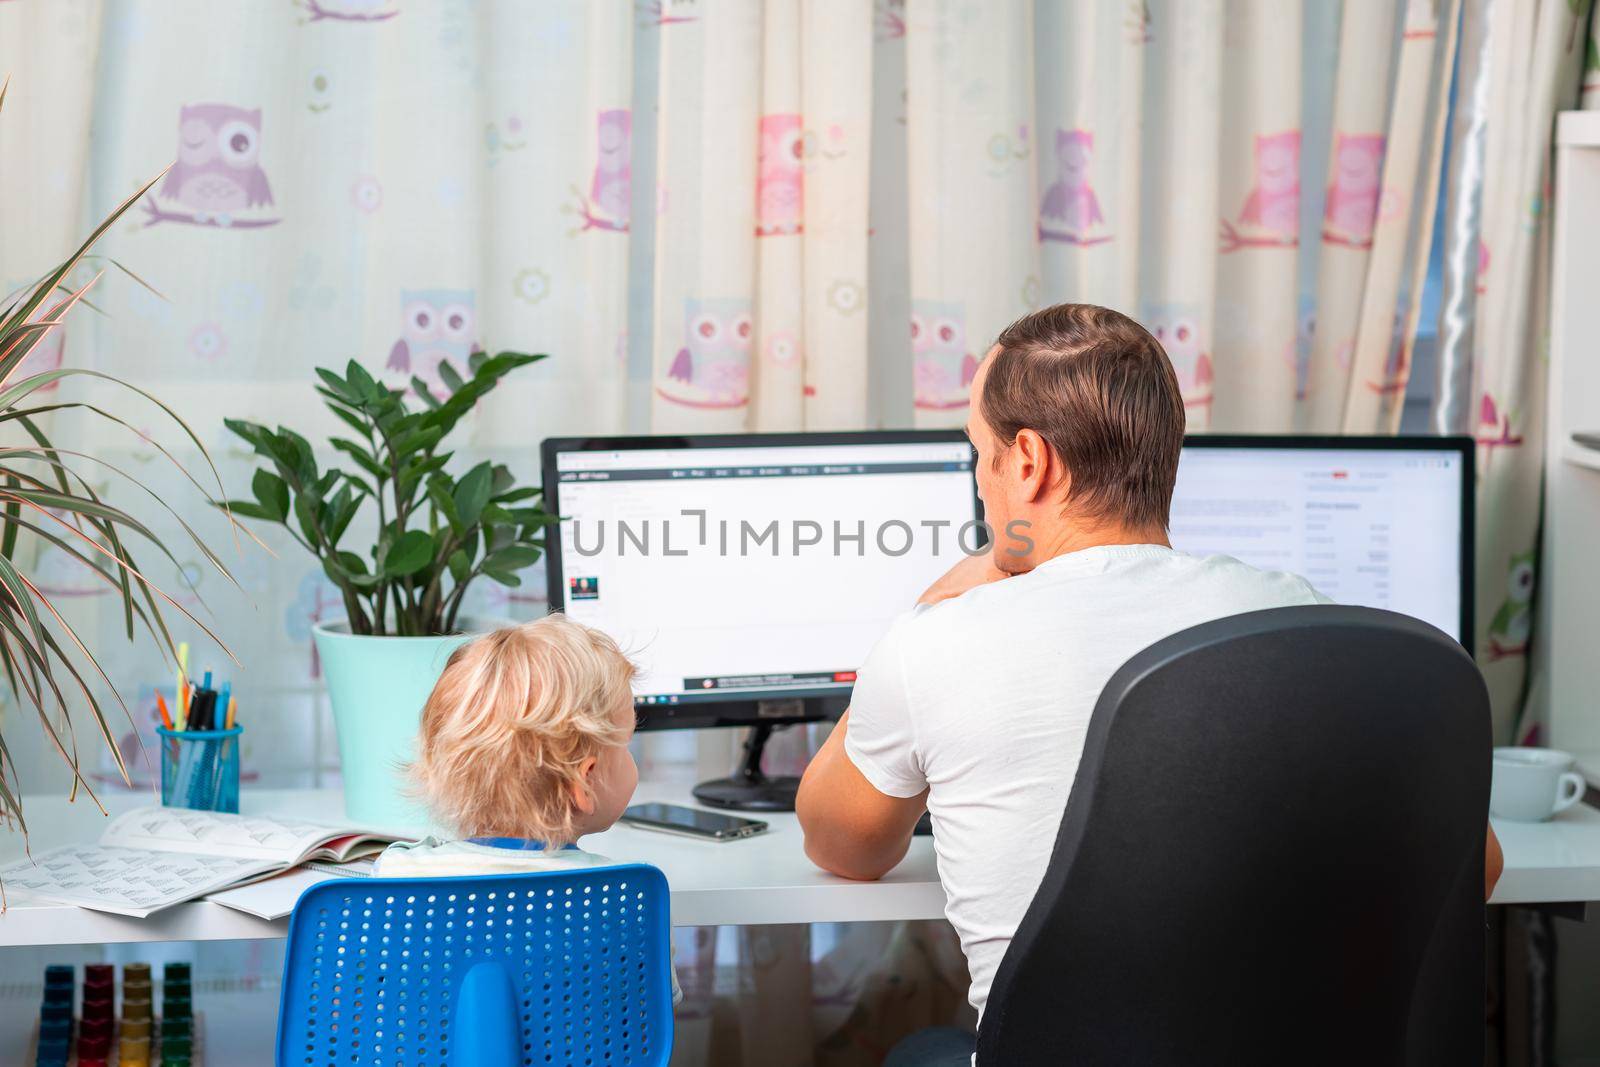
1490;747;1587;822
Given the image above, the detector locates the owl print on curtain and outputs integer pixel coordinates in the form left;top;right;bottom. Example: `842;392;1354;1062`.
1486;549;1535;662
567;109;631;234
757;114;804;236
386;289;483;396
911;301;977;412
1220;130;1300;253
1142;304;1213;418
144;104;280;229
1321;132;1385;249
660;298;753;409
1038;129;1109;246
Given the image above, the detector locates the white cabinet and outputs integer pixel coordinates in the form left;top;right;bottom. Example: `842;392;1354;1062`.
1543;111;1600;780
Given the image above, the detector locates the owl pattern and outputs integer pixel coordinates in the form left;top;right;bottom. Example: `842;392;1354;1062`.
659;298;752;409
1322;132;1385;249
1039;129;1109;246
1364;310;1411;396
757;114;803;236
568;109;631;234
1222;130;1300;252
1475;391;1524;472
911;301;977;411
1142;303;1212;416
386;289;483;396
1486;549;1535;661
146;104;279;229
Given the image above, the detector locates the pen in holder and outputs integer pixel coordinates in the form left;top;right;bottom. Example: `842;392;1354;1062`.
158;725;242;813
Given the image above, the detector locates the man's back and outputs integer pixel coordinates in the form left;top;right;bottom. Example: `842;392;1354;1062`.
844;544;1327;1019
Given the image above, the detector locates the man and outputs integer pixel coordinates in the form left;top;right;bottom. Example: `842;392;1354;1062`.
796;303;1501;1061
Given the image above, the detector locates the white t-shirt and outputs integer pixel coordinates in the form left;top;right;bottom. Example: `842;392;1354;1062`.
844;545;1328;1021
375;837;683;1005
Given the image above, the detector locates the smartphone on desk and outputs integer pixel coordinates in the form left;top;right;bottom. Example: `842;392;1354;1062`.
621;803;768;842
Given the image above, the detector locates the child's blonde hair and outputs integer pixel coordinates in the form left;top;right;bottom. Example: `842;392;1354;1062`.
410;613;636;843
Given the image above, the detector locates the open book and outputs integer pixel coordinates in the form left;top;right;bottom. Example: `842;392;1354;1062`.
0;807;406;918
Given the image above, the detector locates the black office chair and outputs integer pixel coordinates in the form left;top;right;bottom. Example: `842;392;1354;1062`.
976;606;1492;1067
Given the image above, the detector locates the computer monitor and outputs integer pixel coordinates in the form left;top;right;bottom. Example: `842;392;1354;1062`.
1170;436;1473;648
542;432;980;809
543;432;1473;810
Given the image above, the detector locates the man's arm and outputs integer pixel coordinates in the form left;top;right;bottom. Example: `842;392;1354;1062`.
1486;823;1503;901
797;711;928;881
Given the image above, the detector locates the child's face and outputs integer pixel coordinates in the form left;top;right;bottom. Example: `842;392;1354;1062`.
572;697;639;839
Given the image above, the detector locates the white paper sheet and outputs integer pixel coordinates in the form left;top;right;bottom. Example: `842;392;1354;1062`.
0;845;272;918
206;858;375;921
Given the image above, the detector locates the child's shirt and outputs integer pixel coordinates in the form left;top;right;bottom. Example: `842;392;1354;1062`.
375;836;683;1005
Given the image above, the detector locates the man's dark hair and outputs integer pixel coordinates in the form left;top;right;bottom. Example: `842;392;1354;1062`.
983;303;1186;530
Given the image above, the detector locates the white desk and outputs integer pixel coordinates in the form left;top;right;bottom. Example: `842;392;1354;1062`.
0;784;945;948
1;785;1597;948
1490;804;1600;905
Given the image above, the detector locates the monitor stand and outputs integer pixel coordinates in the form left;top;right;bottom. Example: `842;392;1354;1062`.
692;723;801;812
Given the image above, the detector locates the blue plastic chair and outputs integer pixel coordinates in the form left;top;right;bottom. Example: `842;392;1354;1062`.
275;863;673;1067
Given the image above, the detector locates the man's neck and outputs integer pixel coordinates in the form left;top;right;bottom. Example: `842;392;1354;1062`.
1029;518;1170;565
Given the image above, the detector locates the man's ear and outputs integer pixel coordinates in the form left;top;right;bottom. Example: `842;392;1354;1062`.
1013;428;1059;503
568;755;599;816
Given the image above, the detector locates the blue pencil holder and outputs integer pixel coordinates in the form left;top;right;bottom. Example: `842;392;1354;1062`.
158;725;242;813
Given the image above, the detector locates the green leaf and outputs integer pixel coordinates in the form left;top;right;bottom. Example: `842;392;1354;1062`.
489;465;516;496
447;549;471;582
325;484;358;544
492;486;542;504
223;417;275;456
314;366;353;400
452;462;494;526
411;378;442;409
344;359;378;398
292;489;327;546
250;469;290;521
438;359;464;393
330;438;387;482
382;529;435;577
323;403;372;438
427;476;462;531
483;544;542;573
323;554;381;590
483;569;523;588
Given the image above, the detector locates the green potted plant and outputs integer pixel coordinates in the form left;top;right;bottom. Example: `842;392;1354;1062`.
221;354;552;827
0;81;243;844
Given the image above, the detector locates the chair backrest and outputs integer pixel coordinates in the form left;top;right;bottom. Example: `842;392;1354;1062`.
276;863;673;1067
976;606;1491;1067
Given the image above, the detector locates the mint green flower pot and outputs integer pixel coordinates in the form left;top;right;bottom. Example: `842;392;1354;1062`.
313;619;497;832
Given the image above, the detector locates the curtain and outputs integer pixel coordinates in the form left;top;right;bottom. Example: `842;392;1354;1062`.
1433;0;1596;745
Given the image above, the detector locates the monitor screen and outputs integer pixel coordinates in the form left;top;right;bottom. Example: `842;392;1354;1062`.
544;434;979;712
1170;440;1470;643
544;433;1472;719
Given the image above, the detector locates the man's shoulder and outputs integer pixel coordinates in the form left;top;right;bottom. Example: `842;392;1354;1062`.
1166;551;1329;609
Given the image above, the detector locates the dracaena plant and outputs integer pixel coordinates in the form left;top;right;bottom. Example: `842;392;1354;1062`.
0;79;245;839
220;353;553;637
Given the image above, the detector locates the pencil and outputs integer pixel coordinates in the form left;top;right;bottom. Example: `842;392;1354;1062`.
156;691;174;731
224;695;237;730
